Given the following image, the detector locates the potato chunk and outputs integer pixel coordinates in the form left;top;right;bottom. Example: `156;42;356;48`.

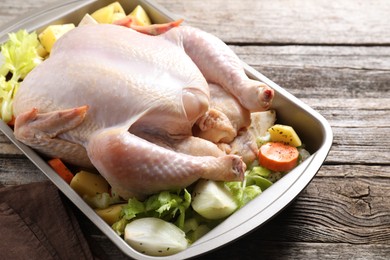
95;203;126;225
70;170;109;197
268;124;302;147
38;24;75;53
91;2;126;24
129;5;152;26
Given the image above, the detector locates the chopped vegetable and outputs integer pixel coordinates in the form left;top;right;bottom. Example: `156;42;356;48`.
191;180;238;220
187;224;210;242
69;170;121;208
38;23;75;53
47;158;74;184
298;147;311;163
258;142;299;172
225;164;268;208
268;124;302;147
70;170;109;197
0;29;43;123
113;189;191;235
83;192;122;209
226;181;262;208
128;5;152;26
78;14;98;26
183;218;199;233
124;217;188;256
95;203;127;225
245;166;274;191
256;132;271;147
91;1;126;24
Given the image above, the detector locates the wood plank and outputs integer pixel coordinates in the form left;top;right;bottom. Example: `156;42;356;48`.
2;0;390;45
0;137;22;155
203;242;390;260
303;99;390;128
0;158;47;186
317;165;390;178
230;46;390;101
155;0;390;45
251;66;390;99
230;45;390;70
326;128;389;165
81;234;390;260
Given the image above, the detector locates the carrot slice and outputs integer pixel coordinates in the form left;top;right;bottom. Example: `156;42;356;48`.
258;142;299;172
48;158;74;184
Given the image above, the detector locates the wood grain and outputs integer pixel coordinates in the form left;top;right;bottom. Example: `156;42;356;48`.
1;0;389;259
2;0;390;45
155;0;390;45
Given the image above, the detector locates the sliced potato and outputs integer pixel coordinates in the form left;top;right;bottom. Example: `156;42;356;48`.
70;170;109;197
95;203;126;225
268;124;302;147
91;2;126;24
129;5;152;26
38;23;75;53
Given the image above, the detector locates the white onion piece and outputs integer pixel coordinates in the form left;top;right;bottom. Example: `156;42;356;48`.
191;179;238;220
124;217;188;256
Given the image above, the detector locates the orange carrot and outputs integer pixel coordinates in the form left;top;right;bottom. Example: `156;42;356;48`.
48;158;74;184
258;142;299;172
7;116;15;127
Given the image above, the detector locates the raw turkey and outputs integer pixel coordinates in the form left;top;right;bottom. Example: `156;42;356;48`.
13;23;274;199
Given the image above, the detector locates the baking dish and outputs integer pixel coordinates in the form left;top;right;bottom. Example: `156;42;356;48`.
0;0;333;259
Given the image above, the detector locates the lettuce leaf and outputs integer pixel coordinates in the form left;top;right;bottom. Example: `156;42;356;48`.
0;29;43;122
245;166;274;191
113;189;191;235
225;180;262;208
0;75;15;122
1;29;42;79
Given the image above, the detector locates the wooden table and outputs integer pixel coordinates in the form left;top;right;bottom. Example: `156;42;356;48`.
1;0;389;259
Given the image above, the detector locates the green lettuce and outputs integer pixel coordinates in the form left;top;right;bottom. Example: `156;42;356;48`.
225;179;262;209
113;189;191;235
0;75;15;123
245;166;274;191
0;29;42;122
